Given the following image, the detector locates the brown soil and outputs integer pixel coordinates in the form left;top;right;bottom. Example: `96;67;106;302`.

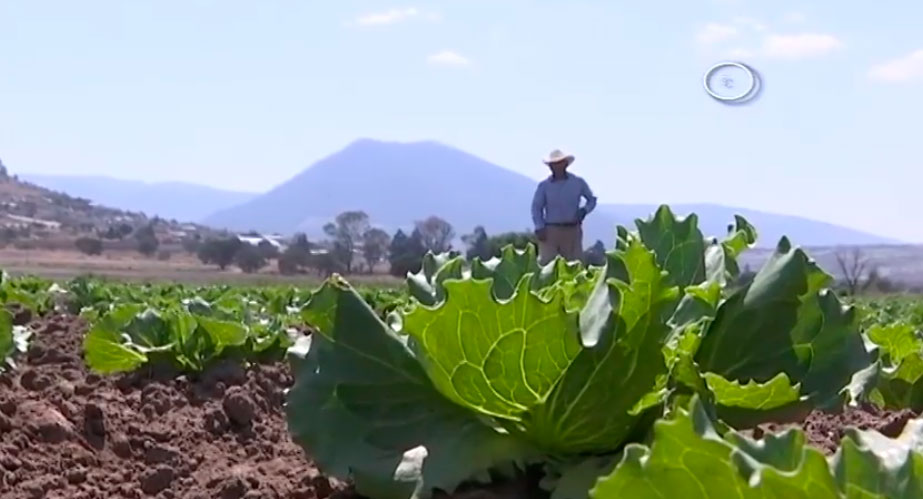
750;403;918;455
0;313;358;499
0;313;537;499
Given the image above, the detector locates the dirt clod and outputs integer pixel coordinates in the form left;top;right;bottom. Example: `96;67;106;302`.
749;402;919;455
141;465;175;495
223;386;257;426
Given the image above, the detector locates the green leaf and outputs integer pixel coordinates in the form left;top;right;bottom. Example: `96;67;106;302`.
403;275;582;422
704;372;802;410
696;238;871;408
872;354;923;410
287;278;535;498
471;244;541;300
0;309;21;371
593;396;923;498
195;315;248;349
529;240;679;453
404;237;679;454
83;303;149;374
590;396;840;499
867;323;921;365
635;205;706;288
407;252;466;306
832;419;923;497
542;456;619;499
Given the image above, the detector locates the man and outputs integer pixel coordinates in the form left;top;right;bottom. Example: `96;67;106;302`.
531;149;597;264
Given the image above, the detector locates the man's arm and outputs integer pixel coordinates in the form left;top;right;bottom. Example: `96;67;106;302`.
531;183;546;231
580;178;597;215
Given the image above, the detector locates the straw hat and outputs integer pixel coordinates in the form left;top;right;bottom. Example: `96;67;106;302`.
543;149;575;166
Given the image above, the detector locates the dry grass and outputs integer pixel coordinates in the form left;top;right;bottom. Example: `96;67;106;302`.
0;248;403;287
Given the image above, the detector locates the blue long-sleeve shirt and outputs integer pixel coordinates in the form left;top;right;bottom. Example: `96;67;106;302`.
531;173;597;230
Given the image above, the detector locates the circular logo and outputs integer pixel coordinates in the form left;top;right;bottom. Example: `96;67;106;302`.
703;61;762;105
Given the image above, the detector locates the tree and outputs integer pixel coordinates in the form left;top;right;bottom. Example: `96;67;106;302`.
388;228;426;277
289;233;311;253
257;240;280;260
278;252;301;275
181;235;202;254
197;237;243;270
309;251;346;277
415;216;455;254
462;226;491;261
236;244;267;274
835;247;877;296
75;237;103;256
362;228;391;273
102;223;133;240
323;211;370;274
134;224;159;257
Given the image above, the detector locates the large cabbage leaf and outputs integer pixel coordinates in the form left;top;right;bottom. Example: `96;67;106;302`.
402;237;679;454
286;278;536;499
693;237;872;416
590;396;923;498
866;323;923;410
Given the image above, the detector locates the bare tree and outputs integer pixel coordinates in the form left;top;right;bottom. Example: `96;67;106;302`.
834;247;877;296
323;211;370;274
362;228;391;273
415;216;455;254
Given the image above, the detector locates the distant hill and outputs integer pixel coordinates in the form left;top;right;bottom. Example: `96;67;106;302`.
596;204;899;247
204;139;896;247
21;174;257;222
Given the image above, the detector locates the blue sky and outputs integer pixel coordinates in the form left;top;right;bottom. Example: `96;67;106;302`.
1;1;921;240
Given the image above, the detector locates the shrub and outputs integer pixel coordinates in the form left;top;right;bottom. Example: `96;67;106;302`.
75;237;103;256
235;245;267;274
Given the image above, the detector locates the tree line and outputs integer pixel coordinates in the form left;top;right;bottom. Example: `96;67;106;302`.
74;209;608;276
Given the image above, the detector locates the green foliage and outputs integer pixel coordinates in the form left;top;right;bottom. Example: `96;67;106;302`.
235;244;268;274
281;204;919;499
102;223;133;240
388;229;427;277
0;309;31;372
591;396;923;499
82;286;304;374
134;223;159;256
198;237;243;270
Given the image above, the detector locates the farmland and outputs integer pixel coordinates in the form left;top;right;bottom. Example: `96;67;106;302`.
3;205;923;499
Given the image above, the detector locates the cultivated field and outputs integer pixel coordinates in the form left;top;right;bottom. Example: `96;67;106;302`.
4;206;923;499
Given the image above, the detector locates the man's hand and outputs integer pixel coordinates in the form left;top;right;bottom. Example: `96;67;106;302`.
577;208;587;223
535;228;547;242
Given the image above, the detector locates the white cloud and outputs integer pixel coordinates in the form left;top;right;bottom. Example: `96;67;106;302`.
696;23;739;45
784;11;807;24
732;17;767;32
869;50;923;83
427;50;471;67
728;47;755;59
763;33;844;59
354;8;420;27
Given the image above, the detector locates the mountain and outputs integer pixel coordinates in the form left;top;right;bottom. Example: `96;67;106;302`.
204;139;898;247
20;174;257;222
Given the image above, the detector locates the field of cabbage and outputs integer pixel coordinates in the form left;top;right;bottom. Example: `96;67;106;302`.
4;205;923;498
